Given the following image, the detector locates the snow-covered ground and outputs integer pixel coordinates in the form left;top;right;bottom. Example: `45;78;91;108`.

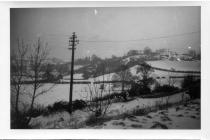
74;65;84;70
18;83;91;107
147;60;200;71
62;73;84;80
28;92;200;129
88;99;200;129
106;92;189;116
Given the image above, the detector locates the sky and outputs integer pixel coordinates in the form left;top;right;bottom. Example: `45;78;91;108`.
10;7;200;61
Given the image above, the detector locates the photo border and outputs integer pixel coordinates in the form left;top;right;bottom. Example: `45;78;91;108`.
0;1;209;140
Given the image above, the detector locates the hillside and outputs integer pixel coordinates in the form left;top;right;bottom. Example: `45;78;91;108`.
28;92;200;129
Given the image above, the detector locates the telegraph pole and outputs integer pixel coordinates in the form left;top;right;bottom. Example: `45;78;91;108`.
68;32;79;113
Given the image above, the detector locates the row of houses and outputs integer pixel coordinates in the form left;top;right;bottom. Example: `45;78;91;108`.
124;49;196;61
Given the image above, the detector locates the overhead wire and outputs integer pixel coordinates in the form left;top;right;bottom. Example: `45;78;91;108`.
41;31;200;44
79;31;200;43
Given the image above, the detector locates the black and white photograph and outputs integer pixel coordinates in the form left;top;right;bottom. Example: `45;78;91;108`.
10;6;201;129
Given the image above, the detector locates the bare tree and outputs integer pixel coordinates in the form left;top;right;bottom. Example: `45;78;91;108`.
87;81;112;117
116;64;132;92
27;38;54;116
167;77;177;87
11;38;29;115
136;62;155;93
143;46;152;56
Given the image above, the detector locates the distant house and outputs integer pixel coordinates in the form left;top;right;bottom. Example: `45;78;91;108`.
156;49;168;55
51;69;60;78
151;52;161;60
179;54;194;61
160;54;169;60
122;54;148;64
156;49;170;60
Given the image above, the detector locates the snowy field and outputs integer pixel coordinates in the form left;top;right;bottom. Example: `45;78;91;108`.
18;83;121;107
17;60;200;107
21;84;89;106
146;60;200;80
147;60;200;71
146;60;200;87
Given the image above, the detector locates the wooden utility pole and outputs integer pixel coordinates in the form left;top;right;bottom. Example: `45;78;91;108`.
68;32;79;113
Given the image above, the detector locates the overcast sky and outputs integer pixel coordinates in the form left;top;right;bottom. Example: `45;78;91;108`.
11;7;200;61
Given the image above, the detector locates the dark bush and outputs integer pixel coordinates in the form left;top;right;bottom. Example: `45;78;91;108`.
73;100;87;110
128;82;151;97
11;112;30;129
182;75;196;89
47;100;87;113
182;75;200;99
153;85;179;93
188;82;200;99
11;104;49;128
47;101;69;113
128;62;155;97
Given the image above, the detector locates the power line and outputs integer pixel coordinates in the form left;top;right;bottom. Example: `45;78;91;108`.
13;31;200;44
12;31;200;51
79;31;200;43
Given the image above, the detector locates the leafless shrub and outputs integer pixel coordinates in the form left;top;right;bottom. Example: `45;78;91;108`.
86;81;112;117
167;74;177;87
115;64;133;92
26;38;55;119
85;71;113;117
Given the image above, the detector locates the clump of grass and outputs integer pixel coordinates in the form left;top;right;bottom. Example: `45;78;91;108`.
29;104;49;117
85;113;112;126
